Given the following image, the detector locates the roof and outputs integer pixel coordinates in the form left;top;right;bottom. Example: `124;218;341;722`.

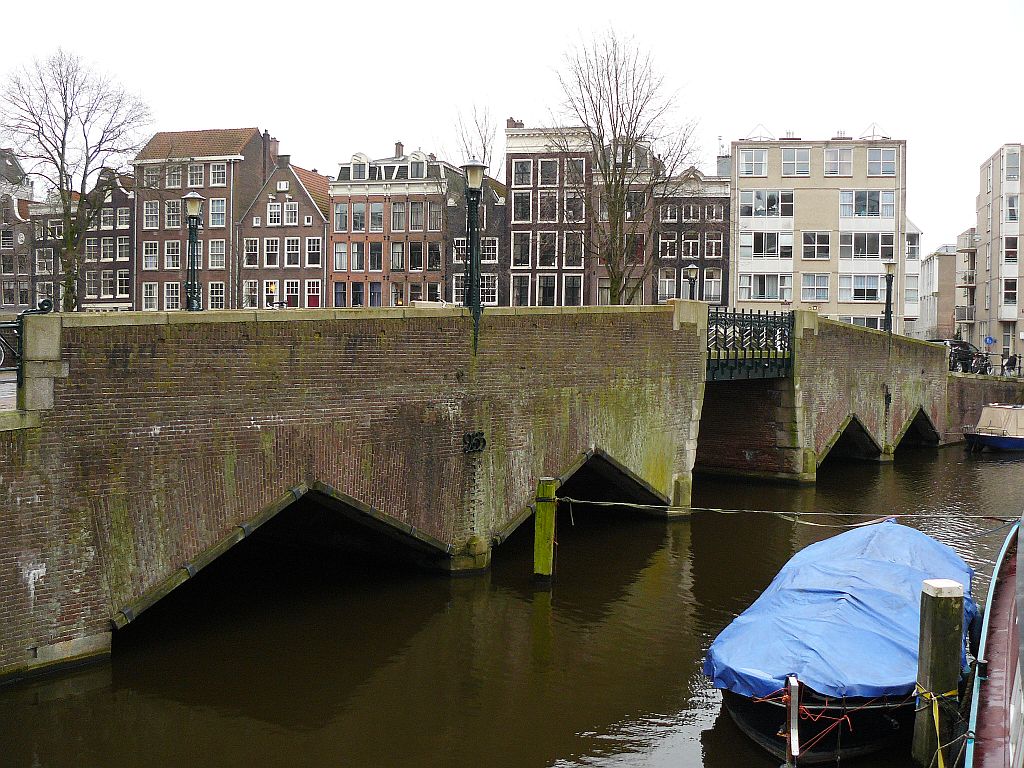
292;165;330;217
136;128;260;161
0;149;26;185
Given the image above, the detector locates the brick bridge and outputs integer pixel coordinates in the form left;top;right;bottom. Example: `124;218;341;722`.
2;303;1022;684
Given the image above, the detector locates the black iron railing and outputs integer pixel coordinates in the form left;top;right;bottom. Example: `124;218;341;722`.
0;299;54;388
707;307;794;380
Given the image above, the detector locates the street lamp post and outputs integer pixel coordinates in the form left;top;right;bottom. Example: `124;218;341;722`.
462;158;487;352
684;263;699;300
183;191;205;311
883;259;896;334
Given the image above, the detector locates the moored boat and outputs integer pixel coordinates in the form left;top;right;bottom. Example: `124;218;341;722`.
964;404;1024;452
703;520;978;764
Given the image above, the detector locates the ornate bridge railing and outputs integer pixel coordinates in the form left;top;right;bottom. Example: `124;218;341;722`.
0;299;54;390
707;307;794;381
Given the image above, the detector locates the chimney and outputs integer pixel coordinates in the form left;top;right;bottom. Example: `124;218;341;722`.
717;154;732;177
276;154;291;170
428;153;436;162
395;141;404;158
507;117;524;129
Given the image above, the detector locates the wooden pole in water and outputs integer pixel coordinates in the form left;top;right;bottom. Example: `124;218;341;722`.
533;477;557;582
912;578;964;768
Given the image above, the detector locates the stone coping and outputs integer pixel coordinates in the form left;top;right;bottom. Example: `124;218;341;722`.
57;303;680;328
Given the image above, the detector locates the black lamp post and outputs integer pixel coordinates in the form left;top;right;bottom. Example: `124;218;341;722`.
883;259;896;334
462;158;486;351
684;263;699;300
183;191;205;311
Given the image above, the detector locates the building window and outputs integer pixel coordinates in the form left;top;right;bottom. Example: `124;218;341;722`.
369;281;382;307
408;242;423;271
209;281;225;309
143;241;158;270
907;233;920;260
658;268;676;302
188;164;204;187
782;147;810;176
704;268;723;303
825;148;852;176
0;231;11;250
839;232;894;259
306;280;321;308
427;202;441;232
209;163;226;186
264;238;280;267
164;198;181;228
838;315;882;329
143;201;159;229
350;282;364;307
839;274;886;302
839;190;894;218
142;282;158;310
47;219;63;239
244;238;259;267
739;148;767;176
682;204;701;221
352;163;367;181
35;249;53;275
905;274;919;303
333;242;348;271
481;237;498;263
539;159;558;186
565;191;584;222
209;199;226;227
369;202;383;232
537;275;557;306
867;147;897;176
564;232;584;268
391;202;405;231
512;160;532;186
351;242;365;271
706;203;724;221
116;270;130;297
391;242;405;271
268;203;282;227
538;191;558;222
284;279;300;307
739;190;794;217
333;282;347;308
512;232;531;268
143;167;160;188
368;242;383;272
427;242;441;271
511;275;530;306
164;241;181;269
1006;236;1018;264
116;207;131;229
706;233;724;259
410;161;425;179
480;273;498;306
209;239;226;269
538;232;557;267
563;274;582;306
334;203;348;232
117;236;130;261
453;238;467;263
100;208;114;230
802;232;830;259
243;280;259;308
1007;195;1019;223
659;232;678;259
683;232;700;258
285;237;301;267
566;157;586;185
739;231;793;258
284;202;299;226
409;202;424;231
306;237;322;267
84;238;98;261
738;273;792;300
165;166;182;189
264;280;279;308
1005;279;1018;306
661;204;678;223
1007;151;1020;182
512;192;531;223
101;238;114;261
164;282;180;310
801;273;829;302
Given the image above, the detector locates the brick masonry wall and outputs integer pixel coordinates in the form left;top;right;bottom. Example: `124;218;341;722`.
0;303;705;680
694;379;792;476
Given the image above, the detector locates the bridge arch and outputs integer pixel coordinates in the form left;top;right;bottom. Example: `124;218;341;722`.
893;407;941;451
110;481;453;631
818;413;884;465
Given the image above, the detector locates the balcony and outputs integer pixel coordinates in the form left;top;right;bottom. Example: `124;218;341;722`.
957;230;979;253
955;305;976;322
999;304;1018;321
956;270;976;286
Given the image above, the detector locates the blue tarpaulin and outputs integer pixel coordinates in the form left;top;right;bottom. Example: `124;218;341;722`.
703;520;978;699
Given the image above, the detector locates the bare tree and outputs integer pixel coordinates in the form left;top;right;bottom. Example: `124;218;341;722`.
549;30;697;305
455;105;498;176
0;49;150;311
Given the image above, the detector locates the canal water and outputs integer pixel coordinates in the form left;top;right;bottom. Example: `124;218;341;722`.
1;447;1021;768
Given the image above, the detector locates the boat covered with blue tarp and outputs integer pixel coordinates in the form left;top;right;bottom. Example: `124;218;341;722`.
704;519;978;700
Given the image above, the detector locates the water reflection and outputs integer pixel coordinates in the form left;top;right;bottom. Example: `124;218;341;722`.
0;448;1018;768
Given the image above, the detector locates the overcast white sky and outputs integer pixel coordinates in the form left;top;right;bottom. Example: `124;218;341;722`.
4;0;1022;253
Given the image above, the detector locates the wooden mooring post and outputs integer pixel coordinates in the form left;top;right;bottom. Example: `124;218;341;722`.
912;578;964;768
533;478;557;582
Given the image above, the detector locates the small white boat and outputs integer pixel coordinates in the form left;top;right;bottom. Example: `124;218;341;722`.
964;404;1024;452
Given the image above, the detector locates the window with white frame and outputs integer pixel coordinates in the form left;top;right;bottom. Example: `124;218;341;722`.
802;231;830;259
117;207;130;229
85;238;98;261
512;160;532;186
452;274;466;305
264;279;279;308
906;233;920;260
209;198;226;227
658;268;676;302
565;192;584;222
101;238;114;261
369;202;383;232
306;237;322;267
738;273;792;300
285;237;301;267
538;191;557;222
277;181;290;193
782;147;810;176
390;242;404;270
512;192;531;222
165;200;182;228
1007;195;1019;223
453;238;467;263
801;273;829;301
564;232;584;268
306;279;321;307
566;157;586;185
165;241;181;269
267;202;282;226
1004;278;1017;306
117;236;130;261
244;238;259;267
536;274;557;306
563;274;582;306
192;239;203;269
704;268;723;302
537;232;557;268
682;204;701;221
304;215;312;226
351;163;367;181
285;202;299;226
1006;236;1018;264
209;239;226;269
839;190;894;218
739;231;793;258
739;190;794;217
867;147;897;176
253;217;261;227
539;159;558;186
188;164;204;187
334;203;348;232
35;248;53;275
511;274;530;306
210;163;227;186
512;232;531;267
264;238;280;267
1008;151;1020;181
408;242;422;271
284;279;300;307
660;232;677;259
391;202;405;231
166;166;182;189
164;282;180;310
839;232;894;259
408;202;423;230
409;161;425;179
143;201;159;229
368;242;383;271
427;202;441;231
706;203;724;221
480;273;498;306
839;274;886;301
838;315;883;329
333;242;348;271
481;237;498;263
142;282;158;310
85;271;98;298
905;274;919;303
0;231;11;250
661;204;678;223
143;241;158;270
351;242;365;271
706;232;724;259
739;148;767;176
243;280;259;308
209;281;226;309
825;148;852;176
143;167;160;188
100;208;114;230
683;232;699;258
117;270;130;297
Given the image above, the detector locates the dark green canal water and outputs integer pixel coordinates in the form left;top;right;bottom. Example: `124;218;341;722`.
1;447;1020;768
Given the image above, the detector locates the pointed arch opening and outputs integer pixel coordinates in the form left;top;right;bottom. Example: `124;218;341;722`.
893;407;940;452
819;414;883;465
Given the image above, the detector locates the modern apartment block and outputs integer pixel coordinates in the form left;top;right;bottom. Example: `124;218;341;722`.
955;226;980;340
236;156;329;309
962;145;1021;358
730;133;915;331
134;127;279;311
328;142;506;308
907;244;957;340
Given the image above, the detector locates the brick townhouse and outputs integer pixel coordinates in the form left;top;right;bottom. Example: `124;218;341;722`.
0;194;32;311
329;142;506;308
134;127;279;311
236;155;329;308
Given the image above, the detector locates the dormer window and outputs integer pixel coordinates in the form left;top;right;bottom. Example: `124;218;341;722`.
276;181;290;192
352;163;367;180
410;161;425;179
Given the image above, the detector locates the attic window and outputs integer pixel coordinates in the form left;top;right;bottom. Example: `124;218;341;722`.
352;163;367;180
304;215;312;226
410;161;425;179
277;181;289;192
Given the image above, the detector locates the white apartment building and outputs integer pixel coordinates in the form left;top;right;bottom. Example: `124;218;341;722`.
908;244;957;340
730;133;918;332
964;145;1021;358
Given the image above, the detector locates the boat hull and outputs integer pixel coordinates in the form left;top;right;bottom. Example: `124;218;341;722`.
964;432;1024;452
722;690;913;765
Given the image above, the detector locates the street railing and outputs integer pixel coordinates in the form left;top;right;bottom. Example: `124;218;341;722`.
0;299;54;387
707;307;794;380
